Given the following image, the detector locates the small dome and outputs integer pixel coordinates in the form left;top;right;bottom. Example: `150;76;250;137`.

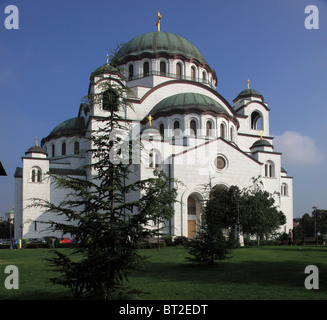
149;92;228;116
90;64;122;80
250;139;273;149
116;32;208;65
141;123;160;133
25;145;47;155
234;88;264;102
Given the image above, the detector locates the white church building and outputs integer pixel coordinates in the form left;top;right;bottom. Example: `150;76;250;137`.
14;26;293;240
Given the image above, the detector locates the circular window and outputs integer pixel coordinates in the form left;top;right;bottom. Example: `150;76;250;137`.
215;156;226;170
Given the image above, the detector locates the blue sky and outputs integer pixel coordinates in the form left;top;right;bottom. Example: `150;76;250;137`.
0;0;326;218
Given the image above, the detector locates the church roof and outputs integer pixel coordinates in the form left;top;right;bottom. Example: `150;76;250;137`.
25;145;47;155
90;64;124;81
42;117;86;143
116;32;208;65
149;92;227;116
250;139;273;149
234;88;264;102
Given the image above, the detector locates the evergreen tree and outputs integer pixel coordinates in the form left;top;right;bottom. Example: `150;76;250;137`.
186;183;237;264
31;48;177;299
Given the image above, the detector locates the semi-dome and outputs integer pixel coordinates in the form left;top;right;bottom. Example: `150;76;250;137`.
148;92;228;116
116;32;208;65
42;117;86;143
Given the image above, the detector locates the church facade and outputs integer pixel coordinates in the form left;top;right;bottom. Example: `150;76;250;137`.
14;29;293;240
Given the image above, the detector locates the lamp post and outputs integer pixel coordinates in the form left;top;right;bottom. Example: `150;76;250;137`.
312;206;317;245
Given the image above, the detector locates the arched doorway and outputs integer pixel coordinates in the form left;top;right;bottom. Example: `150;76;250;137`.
187;194;202;239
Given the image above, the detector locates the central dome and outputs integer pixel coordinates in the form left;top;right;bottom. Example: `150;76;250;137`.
116;32;208;65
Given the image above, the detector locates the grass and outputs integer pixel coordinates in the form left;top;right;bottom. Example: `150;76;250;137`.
0;246;326;300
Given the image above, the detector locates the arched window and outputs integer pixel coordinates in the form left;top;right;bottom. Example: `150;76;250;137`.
190;120;197;136
160;61;166;76
103;88;119;112
37;169;41;182
191;66;196;80
128;64;134;80
149;149;161;168
220;123;226;139
187;196;196;215
62;142;66;156
74;141;80;155
251;111;263;130
265;161;274;178
143;61;149;77
31;167;42;183
176;63;182;78
202;71;207;82
281;183;288;196
206;121;212;137
31;169;36;182
159;123;165;137
173;120;181;136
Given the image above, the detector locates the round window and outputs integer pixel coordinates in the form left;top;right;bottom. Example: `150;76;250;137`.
216;156;226;170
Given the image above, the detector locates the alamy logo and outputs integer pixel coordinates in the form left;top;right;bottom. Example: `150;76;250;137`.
304;265;319;290
4;5;19;30
304;5;319;30
4;265;19;289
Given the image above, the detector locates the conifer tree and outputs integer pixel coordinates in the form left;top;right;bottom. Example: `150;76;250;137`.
31;48;177;299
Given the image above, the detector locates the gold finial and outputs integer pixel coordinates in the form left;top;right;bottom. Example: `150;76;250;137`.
106;53;109;66
36;136;38;147
247;79;250;89
259;130;263;140
147;114;153;127
156;11;162;32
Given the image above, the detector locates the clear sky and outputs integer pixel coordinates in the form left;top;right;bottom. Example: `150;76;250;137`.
0;0;326;218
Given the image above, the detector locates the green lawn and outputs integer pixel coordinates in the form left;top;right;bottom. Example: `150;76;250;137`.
0;246;326;300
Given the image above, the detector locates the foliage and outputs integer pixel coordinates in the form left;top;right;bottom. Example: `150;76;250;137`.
0;220;12;238
186;182;237;264
30;47;178;299
239;177;286;246
138;168;178;252
294;210;327;240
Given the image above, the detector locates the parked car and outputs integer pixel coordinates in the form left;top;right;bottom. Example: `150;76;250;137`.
27;238;43;244
60;237;71;243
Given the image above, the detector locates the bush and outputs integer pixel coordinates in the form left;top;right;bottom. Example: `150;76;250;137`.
172;236;189;247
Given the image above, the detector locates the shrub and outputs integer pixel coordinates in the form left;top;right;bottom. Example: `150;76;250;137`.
173;236;189;247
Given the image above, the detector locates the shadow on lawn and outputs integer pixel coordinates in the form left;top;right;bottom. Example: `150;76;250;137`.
132;258;326;290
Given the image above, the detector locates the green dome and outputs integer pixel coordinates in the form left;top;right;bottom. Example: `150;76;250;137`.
42;117;86;143
149;92;227;116
90;64;121;80
235;88;264;101
25;145;47;155
116;32;208;65
250;139;273;149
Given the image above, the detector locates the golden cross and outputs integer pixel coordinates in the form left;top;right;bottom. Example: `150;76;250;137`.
106;53;109;65
247;79;250;89
259;130;263;140
36;136;38;147
156;11;162;32
147;114;153;127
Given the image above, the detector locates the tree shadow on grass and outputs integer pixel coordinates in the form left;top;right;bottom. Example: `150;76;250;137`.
130;256;327;298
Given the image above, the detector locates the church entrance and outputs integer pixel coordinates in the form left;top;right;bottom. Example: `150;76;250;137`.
187;194;202;239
